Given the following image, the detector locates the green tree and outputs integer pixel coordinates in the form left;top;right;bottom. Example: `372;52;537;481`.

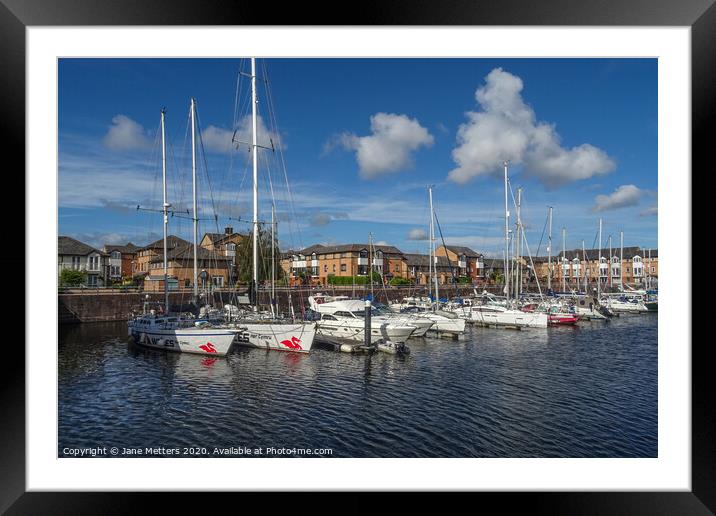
236;225;285;285
489;270;504;284
59;268;87;286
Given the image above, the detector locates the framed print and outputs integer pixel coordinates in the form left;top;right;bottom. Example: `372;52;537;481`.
3;0;709;512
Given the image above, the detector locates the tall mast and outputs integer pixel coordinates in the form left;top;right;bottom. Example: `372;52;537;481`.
609;235;613;288
503;161;510;301
620;230;624;289
582;239;586;294
562;227;566;292
161;108;169;312
429;186;438;301
427;187;432;298
369;232;374;300
547;206;552;291
251;57;259;312
271;203;276;315
598;218;602;297
515;187;522;298
190;98;199;301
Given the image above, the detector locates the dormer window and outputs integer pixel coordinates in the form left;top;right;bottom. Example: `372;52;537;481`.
633;256;642;263
611;256;619;264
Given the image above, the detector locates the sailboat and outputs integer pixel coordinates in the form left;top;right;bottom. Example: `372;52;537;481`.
221;58;316;353
127;106;236;356
465;162;548;329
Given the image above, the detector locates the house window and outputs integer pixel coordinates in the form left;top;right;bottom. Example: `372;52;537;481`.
112;251;121;260
340;264;346;272
88;255;99;271
333;264;336;272
185;279;191;287
395;265;400;272
72;256;81;270
212;276;224;287
324;265;328;272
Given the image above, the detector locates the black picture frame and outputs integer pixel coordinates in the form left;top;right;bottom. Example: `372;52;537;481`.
3;0;706;512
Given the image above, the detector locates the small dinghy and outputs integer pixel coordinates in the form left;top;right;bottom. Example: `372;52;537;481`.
376;340;411;355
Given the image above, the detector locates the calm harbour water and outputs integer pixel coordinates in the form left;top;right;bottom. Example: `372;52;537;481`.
58;314;657;458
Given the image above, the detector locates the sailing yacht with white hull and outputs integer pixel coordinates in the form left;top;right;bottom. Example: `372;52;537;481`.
475;162;548;329
222;58;316;353
128;107;236;356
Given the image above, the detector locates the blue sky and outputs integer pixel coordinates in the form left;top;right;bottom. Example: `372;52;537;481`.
58;58;657;256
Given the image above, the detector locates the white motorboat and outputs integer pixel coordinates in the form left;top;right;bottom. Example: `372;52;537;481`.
398;306;467;335
602;295;649;314
314;312;416;344
371;304;434;336
388;296;434;312
308;296;416;343
128;313;236;356
459;303;548;328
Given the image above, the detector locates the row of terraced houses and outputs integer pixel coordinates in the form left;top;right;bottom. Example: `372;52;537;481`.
58;231;658;289
280;244;658;288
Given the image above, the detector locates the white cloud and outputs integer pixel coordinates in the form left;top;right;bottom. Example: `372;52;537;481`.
102;115;152;151
202;115;282;154
640;205;658;217
407;228;428;240
335;113;434;178
592;184;645;212
448;68;615;188
374;240;389;246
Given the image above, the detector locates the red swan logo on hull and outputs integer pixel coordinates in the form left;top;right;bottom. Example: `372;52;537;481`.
280;336;303;350
199;342;217;353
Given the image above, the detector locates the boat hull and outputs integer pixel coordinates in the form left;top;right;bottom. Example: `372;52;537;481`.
548;314;579;325
316;321;415;344
129;327;236;356
231;323;316;353
379;316;433;337
463;308;548;328
424;316;466;334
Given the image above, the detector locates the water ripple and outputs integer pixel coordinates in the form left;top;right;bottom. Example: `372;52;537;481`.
58;314;657;457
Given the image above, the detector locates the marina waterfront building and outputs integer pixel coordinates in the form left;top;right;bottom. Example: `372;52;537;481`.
282;243;485;287
530;246;658;290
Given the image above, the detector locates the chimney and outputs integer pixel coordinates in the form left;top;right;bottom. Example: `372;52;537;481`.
225;227;233;235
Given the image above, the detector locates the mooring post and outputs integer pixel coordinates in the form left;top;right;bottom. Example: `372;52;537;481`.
364;299;372;348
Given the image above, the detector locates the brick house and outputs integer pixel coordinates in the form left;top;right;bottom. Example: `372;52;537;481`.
434;245;484;281
103;242;139;282
285;243;409;286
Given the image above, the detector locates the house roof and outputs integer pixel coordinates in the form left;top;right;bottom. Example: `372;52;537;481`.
296;243;405;257
481;258;507;269
140;235;191;251
104;242;140;254
532;246;658;263
58;236;105;256
149;244;231;264
201;231;246;245
439;245;482;258
404;253;453;269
